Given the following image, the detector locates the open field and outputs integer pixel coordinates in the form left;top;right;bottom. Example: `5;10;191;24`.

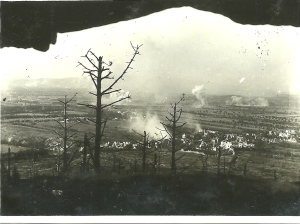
4;143;300;184
1;144;29;153
2;99;300;160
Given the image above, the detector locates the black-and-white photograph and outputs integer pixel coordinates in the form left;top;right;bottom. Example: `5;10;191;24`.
1;0;300;218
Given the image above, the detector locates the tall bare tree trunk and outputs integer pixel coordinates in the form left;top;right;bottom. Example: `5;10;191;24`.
158;154;161;174
7;147;11;178
55;94;78;174
153;153;157;173
223;155;226;174
134;157;137;173
94;57;103;173
171;105;176;174
217;147;221;175
78;43;142;173
118;158;121;174
63;95;67;172
142;131;146;172
113;154;116;172
82;134;88;172
161;95;186;175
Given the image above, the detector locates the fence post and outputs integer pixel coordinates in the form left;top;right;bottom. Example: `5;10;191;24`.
206;154;209;173
82;134;88;173
273;170;277;180
113;154;116;172
217;147;221;175
118;158;121;174
158;155;161;174
223;155;226;175
7;147;11;178
153;153;157;173
146;161;148;172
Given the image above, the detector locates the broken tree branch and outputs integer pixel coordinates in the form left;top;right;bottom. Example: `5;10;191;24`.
101;95;130;110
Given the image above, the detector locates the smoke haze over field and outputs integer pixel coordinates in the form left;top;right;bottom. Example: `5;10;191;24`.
226;96;269;107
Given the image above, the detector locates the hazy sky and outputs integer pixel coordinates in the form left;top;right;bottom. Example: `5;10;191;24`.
1;7;300;97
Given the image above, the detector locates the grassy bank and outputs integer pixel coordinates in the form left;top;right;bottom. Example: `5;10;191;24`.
2;173;299;215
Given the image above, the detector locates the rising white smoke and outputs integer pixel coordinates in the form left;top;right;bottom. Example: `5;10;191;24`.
254;97;269;106
226;96;268;107
226;96;244;106
192;85;205;108
187;122;203;133
129;113;167;140
194;123;203;133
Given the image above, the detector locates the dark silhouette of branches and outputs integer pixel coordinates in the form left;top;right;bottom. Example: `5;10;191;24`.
126;129;166;173
161;94;186;174
54;94;79;173
77;43;142;173
179;157;200;174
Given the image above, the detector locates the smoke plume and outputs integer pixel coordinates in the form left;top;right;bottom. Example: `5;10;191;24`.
255;97;269;106
192;85;205;108
226;96;244;106
129;113;167;140
194;123;203;133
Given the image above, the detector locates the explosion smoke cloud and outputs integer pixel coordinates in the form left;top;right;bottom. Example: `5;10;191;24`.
192;85;205;108
129;113;167;140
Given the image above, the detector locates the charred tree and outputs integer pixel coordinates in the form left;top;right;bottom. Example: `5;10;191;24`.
134;157;137;173
142;132;147;172
243;163;247;176
202;154;208;173
54;94;79;173
113;154;117;172
82;134;88;173
7;147;11;179
153;153;157;173
161;94;187;175
118;158;122;174
128;130;162;173
77;43;142;173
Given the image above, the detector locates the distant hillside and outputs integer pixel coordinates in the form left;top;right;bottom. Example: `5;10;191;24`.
4;77;299;108
7;77;94;90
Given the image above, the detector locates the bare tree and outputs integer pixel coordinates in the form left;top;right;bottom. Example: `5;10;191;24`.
160;94;187;174
128;130;161;172
80;133;95;173
77;43;142;173
217;147;222;175
54;94;79;173
81;133;89;173
7;147;11;179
